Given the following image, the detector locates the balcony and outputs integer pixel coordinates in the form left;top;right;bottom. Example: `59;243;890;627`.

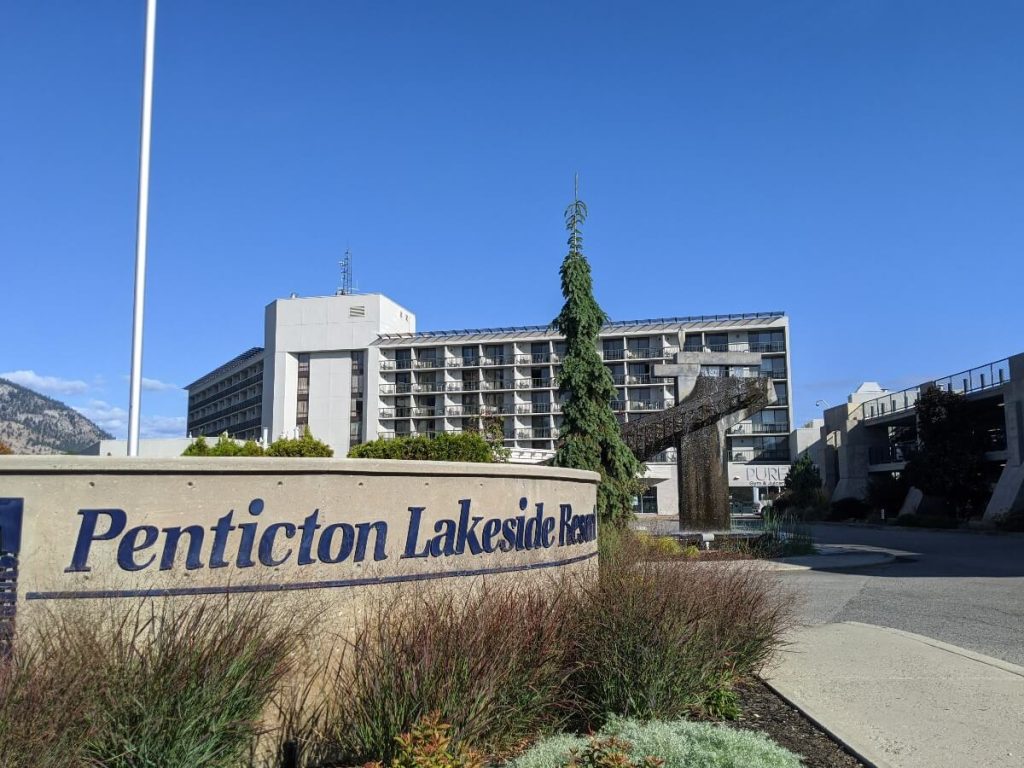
413;358;442;370
515;377;555;389
479;355;511;367
731;422;791;435
379;383;413;395
379;407;413;419
379;359;414;371
411;407;445;418
515;352;553;365
685;342;786;354
516;428;558;440
479;379;511;391
479;403;516;415
517;402;558;414
731;449;790;463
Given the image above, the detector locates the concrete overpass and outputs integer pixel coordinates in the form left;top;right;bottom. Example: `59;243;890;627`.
821;353;1024;524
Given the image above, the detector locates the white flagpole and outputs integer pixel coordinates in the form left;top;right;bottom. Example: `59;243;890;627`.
127;0;157;457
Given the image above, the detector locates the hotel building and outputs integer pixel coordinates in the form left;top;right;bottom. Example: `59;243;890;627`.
186;293;793;512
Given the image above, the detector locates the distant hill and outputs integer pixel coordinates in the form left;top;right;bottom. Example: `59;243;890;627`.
0;378;112;454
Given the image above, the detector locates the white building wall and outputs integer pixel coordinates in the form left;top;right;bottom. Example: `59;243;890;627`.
262;294;415;454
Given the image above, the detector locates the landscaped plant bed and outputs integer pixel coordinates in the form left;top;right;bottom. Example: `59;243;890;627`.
727;680;865;768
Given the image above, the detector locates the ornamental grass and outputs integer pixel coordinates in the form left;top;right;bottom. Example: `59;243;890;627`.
0;597;297;768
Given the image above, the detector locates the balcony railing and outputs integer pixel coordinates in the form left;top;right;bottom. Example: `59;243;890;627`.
683;341;786;354
516;428;558;440
859;357;1011;421
611;399;675;412
731;422;791;435
379;359;414;371
730;449;790;463
517;402;559;414
515;352;553;364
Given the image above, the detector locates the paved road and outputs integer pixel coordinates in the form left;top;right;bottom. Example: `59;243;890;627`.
779;524;1024;666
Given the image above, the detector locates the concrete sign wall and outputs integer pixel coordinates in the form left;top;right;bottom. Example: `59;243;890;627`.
0;457;599;631
727;462;791;488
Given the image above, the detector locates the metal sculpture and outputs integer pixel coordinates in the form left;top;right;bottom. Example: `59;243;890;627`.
620;374;774;531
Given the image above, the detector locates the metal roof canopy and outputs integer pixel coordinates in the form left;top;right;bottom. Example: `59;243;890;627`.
374;311;786;346
185;347;264;391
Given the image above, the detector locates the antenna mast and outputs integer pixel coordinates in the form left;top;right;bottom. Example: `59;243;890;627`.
338;249;353;295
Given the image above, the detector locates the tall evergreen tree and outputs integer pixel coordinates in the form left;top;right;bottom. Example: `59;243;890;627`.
552;185;643;526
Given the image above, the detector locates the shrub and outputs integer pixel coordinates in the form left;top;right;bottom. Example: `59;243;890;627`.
634;532;684;559
266;427;334;457
311;580;573;764
758;512;815;557
1;597;296;768
0;441;11;455
564;534;793;727
181;435;211;456
510;718;802;768
348;431;502;463
368;712;484;768
829;497;871;520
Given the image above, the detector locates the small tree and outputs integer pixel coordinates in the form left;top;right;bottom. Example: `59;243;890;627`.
904;386;988;519
0;440;12;455
782;454;823;509
551;185;643;526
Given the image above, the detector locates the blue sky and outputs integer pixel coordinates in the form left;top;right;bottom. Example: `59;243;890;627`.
2;1;1023;437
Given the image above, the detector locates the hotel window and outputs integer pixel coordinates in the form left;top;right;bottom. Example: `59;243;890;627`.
704;333;728;352
296;353;310;426
632;486;658;514
350;351;365;444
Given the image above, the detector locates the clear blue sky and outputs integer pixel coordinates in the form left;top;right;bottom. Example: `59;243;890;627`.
2;1;1023;438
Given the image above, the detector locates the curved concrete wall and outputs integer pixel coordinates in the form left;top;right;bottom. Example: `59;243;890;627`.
0;457;599;626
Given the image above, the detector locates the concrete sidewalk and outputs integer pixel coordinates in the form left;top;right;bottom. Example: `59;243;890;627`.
766;622;1024;768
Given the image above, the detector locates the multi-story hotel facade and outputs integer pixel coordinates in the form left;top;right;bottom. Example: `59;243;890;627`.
186;292;793;513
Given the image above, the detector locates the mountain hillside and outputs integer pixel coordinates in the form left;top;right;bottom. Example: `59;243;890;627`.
0;378;112;454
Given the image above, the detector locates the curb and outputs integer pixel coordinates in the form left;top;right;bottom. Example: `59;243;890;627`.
765;548;900;572
842;622;1024;679
759;676;887;768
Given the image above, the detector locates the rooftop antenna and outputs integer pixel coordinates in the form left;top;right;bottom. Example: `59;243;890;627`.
337;248;353;295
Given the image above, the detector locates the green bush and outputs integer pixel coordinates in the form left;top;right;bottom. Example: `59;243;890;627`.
265;427;334;457
182;428;334;458
509;717;801;768
348;431;501;463
1;598;297;768
634;532;684;559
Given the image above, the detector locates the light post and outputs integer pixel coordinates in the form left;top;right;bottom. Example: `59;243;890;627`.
127;0;157;456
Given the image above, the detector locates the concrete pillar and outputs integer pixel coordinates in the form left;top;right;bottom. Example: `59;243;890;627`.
984;354;1024;523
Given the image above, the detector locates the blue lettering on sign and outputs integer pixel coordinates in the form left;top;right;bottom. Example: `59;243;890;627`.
64;497;597;574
